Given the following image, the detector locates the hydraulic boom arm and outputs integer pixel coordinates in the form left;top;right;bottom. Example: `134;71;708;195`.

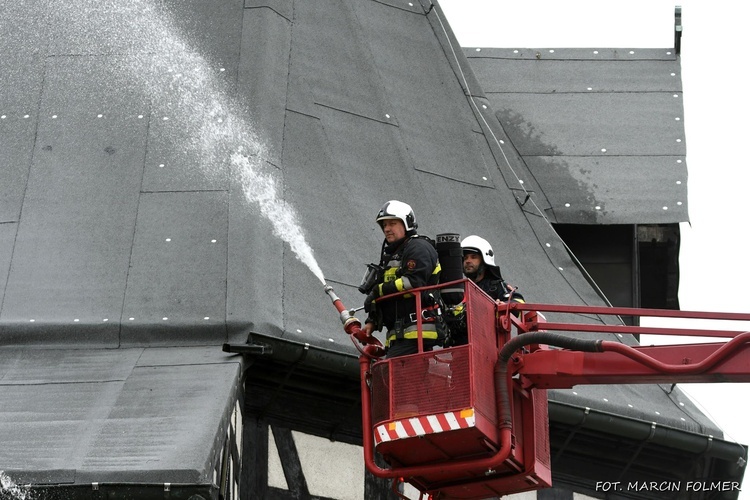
501;302;750;389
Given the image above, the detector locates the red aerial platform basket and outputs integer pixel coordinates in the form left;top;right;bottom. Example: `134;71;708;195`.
326;275;750;499
362;280;551;499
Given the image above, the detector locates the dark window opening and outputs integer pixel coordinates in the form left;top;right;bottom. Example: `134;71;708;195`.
553;224;680;327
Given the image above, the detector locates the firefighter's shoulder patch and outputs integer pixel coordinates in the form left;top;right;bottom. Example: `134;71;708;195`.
406;259;417;270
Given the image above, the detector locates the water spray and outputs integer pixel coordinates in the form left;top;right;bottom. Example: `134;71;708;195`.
323;283;384;358
0;471;30;500
86;0;327;286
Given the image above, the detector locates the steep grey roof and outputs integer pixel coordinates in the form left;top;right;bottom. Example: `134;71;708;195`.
464;47;689;224
0;0;741;494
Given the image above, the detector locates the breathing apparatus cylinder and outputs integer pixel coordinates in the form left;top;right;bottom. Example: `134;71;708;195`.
436;233;464;306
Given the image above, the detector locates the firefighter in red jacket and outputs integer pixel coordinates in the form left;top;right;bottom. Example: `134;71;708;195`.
362;200;442;358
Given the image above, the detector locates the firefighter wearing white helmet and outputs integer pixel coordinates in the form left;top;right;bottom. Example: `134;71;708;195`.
362;200;443;358
461;235;524;304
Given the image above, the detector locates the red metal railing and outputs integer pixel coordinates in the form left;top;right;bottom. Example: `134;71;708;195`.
332;279;750;498
504;301;750;338
360;279;518;480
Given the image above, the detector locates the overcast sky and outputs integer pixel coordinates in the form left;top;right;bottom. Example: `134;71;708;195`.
440;1;750;496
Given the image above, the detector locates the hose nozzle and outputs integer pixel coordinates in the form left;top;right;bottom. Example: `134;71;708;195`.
324;283;339;303
324;282;358;327
323;282;385;359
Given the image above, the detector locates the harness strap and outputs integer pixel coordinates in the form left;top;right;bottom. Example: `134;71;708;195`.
386;323;439;346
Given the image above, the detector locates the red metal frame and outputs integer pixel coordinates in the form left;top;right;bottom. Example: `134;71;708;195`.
355;280;551;499
329;279;750;499
502;301;750;388
359;281;515;477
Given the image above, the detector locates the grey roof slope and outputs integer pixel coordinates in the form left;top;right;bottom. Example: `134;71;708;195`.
464;47;689;225
0;346;241;488
0;0;742;494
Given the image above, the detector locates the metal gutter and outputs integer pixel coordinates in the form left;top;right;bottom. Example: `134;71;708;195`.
549;400;747;471
241;331;362;379
14;483;219;500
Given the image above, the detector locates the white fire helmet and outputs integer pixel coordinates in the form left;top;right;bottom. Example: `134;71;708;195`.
375;200;417;232
461;235;495;267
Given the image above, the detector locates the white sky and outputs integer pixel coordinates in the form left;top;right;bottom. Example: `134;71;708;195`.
440;0;750;496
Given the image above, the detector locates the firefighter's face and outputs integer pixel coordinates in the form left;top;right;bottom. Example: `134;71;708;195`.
463;252;483;275
381;219;406;243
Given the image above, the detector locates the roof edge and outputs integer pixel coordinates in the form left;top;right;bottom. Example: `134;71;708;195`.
550;400;747;464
